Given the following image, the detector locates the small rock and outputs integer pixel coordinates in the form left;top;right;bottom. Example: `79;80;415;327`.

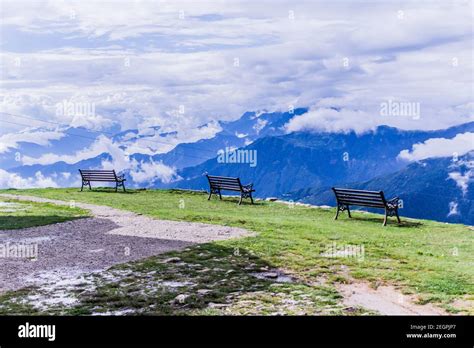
263;272;278;279
197;289;212;295
197;268;211;273
208;302;230;308
174;294;189;303
265;197;278;201
163;257;181;263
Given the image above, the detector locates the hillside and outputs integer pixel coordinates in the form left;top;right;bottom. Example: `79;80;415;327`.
0;188;472;315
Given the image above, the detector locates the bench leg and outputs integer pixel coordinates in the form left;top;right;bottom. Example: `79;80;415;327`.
335;203;349;220
208;188;219;201
391;208;401;224
238;194;243;205
88;182;91;190
218;189;222;200
249;193;254;204
335;203;343;219
122;182;126;192
383;209;388;226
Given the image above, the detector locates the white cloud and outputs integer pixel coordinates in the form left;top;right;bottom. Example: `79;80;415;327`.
0;128;65;154
129;160;179;184
0;0;472;140
448;169;473;196
398;133;474;162
0;169;58;189
447;201;459;216
20;135;122;165
284;107;378;134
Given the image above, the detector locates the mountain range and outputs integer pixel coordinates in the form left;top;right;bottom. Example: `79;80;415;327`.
2;109;473;225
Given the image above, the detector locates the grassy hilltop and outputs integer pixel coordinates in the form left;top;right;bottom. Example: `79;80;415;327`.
0;188;472;315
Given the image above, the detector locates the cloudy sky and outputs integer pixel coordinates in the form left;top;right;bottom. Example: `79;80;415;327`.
0;0;473;143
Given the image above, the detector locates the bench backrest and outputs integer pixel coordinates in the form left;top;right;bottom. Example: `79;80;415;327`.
332;188;387;208
207;175;242;191
79;169;118;181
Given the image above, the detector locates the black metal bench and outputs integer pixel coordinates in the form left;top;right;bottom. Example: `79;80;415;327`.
206;175;255;205
79;169;126;192
332;187;400;226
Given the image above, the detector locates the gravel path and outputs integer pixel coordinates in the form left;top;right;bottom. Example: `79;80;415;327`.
0;194;252;293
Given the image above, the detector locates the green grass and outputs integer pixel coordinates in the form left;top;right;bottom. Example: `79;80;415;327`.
0;196;90;229
0;187;472;314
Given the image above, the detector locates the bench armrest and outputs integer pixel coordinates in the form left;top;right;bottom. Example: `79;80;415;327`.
387;197;400;208
116;174;126;180
242;183;254;192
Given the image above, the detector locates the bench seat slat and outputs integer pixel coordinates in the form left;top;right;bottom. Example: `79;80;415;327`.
336;195;384;203
210;185;241;191
333;188;382;194
336;191;381;197
209;182;240;186
337;201;386;208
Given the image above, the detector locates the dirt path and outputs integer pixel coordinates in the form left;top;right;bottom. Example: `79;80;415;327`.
336;281;448;315
0;194;252;293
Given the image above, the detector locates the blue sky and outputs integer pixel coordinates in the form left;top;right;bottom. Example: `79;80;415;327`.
0;0;473;161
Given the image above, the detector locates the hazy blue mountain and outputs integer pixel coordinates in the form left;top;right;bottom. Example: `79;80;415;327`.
172;122;474;197
150;108;308;169
8;108;309;186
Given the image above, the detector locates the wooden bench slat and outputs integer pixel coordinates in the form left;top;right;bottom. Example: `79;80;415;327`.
336;195;385;203
336;195;384;202
336;200;386;208
209;179;241;184
333;188;382;194
212;186;241;191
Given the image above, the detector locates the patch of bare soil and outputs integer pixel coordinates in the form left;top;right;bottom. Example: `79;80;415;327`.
336;281;448;315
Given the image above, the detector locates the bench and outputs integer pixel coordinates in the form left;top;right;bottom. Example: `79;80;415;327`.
79;169;126;192
206;175;255;205
332;187;401;226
